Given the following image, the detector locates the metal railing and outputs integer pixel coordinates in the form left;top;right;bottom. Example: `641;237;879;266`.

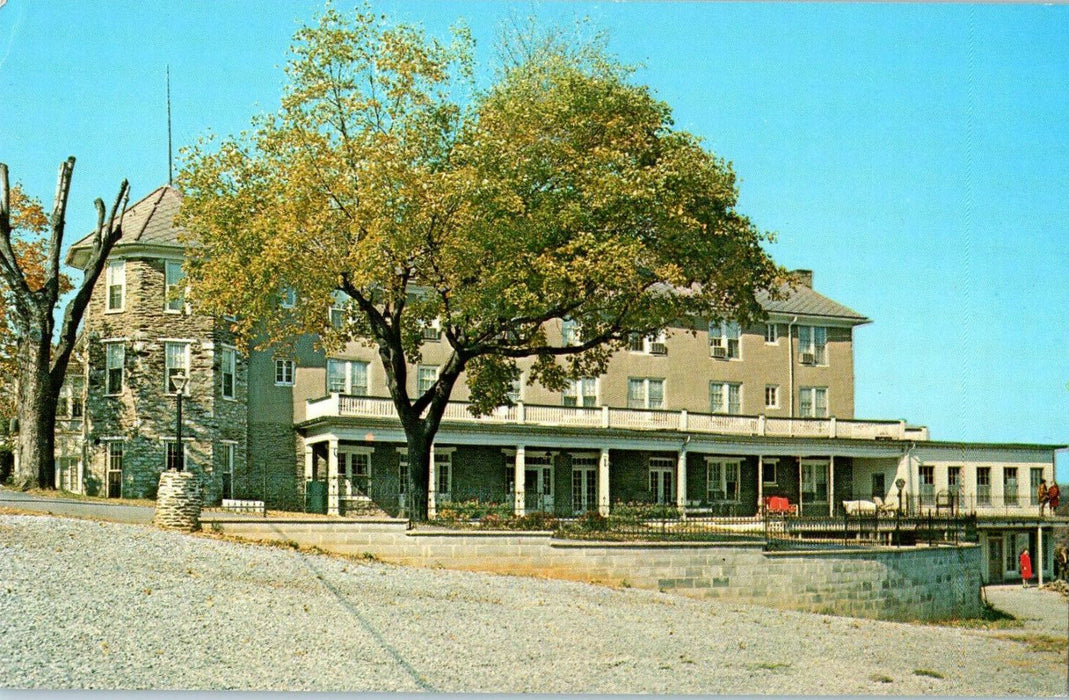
305;394;926;441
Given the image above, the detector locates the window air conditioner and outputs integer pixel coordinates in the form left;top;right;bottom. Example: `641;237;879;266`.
712;346;728;359
650;342;667;356
800;352;815;365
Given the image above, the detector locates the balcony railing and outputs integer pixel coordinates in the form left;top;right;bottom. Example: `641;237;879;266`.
305;394;925;442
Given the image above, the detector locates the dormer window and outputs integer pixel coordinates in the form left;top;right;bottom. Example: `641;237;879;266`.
106;260;125;312
164;261;186;313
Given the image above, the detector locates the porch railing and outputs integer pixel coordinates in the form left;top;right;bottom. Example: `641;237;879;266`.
306;394;926;442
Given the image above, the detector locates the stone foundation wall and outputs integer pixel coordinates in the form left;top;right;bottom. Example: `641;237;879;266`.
204;518;983;621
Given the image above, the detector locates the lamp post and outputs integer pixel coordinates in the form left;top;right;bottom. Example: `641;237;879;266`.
171;374;189;471
895;477;906;516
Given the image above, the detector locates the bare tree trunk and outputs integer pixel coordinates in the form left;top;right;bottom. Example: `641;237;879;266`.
13;337;57;489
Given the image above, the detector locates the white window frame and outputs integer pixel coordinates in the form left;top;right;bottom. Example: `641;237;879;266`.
709;321;741;359
104;341;124;395
105;440;124;498
421;318;442;342
764;385;779;410
628;329;668;356
220;441;236;499
628;377;665;409
765;323;778;345
274;358;295;386
417;365;438;395
563;378;598;407
328;291;349;329
706;457;741;503
506;375;522;404
1003;466;1019;506
798;386;828;418
164;260;187;313
801;459;829;503
339;446;373;499
105;259;125;312
762;458;779;486
279;285;297;309
648;457;676;505
435;449;454;502
221;346;237;400
326;359;370;395
164;341;192;395
162;438;192;471
798;325;828;365
709;381;742;415
561;318;581;347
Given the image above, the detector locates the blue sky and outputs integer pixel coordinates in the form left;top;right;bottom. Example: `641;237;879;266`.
1;2;1066;470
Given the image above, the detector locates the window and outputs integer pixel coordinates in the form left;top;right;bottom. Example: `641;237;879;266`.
164;342;191;394
164;261;186;313
801;461;829;503
417;365;438;394
329;291;348;329
1004;467;1018;506
765;323;778;344
421;318;442;341
707;458;740;503
164;440;189;471
561;318;580;346
563;378;597;407
948;466;962;493
709;382;742;415
274;358;295;386
798;386;828;418
762;459;778;486
507;376;522;404
709;321;741;359
105;342;124;395
221;347;236;399
398;453;409;496
106;441;123;498
798;325;828;365
279;286;297;309
106;260;125;312
339;449;371;498
435;451;452;502
977;467;991;505
764;385;778;410
58;378;84;418
628;378;664;409
326;359;370;395
628;330;667;355
871;473;886;500
919;465;935;506
221;442;235;500
1031;468;1045;505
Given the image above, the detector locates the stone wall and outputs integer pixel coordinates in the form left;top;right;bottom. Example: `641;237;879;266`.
204;517;983;621
81;254;246;503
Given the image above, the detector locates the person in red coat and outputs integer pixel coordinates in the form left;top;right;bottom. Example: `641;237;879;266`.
1019;548;1033;588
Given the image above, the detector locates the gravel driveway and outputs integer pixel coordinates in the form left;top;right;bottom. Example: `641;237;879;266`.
1;513;1066;694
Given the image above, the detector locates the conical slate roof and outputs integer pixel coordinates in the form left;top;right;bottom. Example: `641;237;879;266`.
66;185;184;268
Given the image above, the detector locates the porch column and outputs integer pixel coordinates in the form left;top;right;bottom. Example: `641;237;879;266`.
829;455;835;517
676;449;687;513
757;456;764;515
1038;524;1044;586
303;443;314;482
327;437;339;516
428;442;437;519
514;446;526;516
598;448;610;516
798;458;804;515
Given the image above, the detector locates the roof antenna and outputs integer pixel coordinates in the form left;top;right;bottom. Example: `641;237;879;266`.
166;65;173;186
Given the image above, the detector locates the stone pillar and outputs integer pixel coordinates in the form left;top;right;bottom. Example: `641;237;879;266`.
428;442;437;519
154;470;203;531
327;437;339;516
514;446;526;516
598;448;610;516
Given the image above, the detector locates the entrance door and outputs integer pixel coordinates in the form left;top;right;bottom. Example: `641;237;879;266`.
649;458;675;505
572;456;598;514
988;536;1003;583
107;470;122;499
523;455;554;512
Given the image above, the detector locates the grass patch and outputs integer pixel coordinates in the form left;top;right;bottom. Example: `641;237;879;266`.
754;662;791;672
992;633;1069;654
928;602;1022;630
869;674;893;684
913;669;944;679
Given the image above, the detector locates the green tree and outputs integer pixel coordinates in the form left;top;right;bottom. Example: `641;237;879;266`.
0;159;129;489
177;8;782;520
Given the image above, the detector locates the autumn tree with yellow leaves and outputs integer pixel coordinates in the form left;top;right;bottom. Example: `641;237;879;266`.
177;8;782;520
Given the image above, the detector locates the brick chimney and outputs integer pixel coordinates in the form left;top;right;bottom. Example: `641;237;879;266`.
793;269;813;289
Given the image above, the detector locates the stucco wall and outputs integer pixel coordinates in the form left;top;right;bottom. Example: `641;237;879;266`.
205;518;982;621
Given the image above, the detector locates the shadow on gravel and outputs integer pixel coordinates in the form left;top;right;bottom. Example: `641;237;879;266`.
292;553;437;692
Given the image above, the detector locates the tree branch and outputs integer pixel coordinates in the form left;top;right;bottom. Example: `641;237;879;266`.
44;157;75;303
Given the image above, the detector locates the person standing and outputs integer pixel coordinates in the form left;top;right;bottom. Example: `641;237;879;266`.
1019;548;1033;588
1047;483;1060;516
1038;479;1049;516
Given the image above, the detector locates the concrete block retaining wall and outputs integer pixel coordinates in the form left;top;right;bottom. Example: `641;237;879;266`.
204;517;982;621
